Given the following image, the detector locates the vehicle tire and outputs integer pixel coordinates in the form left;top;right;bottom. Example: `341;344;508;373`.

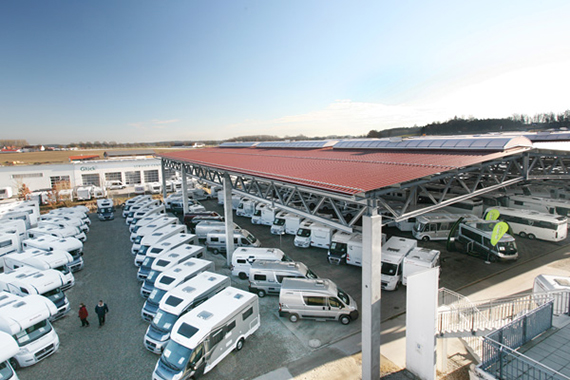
340;315;351;325
489;254;497;263
519;232;526;238
528;234;536;240
257;289;266;298
422;236;430;242
9;358;19;370
212;248;219;255
394;282;399;291
236;338;245;351
239;272;247;280
289;313;299;323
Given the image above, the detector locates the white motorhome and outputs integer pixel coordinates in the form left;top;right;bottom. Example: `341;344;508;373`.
0;206;39;229
131;204;166;226
402;247;440;286
230;247;291;280
381;237;418;291
293;220;314;248
236;198;257;217
123;195;152;217
0;331;19;379
270;212;303;235
506;194;570;217
39;214;89;233
0;292;60;369
47;208;90;226
194;221;241;240
205;229;261;255
456;220;519;262
141;248;208;298
147;182;162;194
0;267;70;320
533;274;570;293
141;258;215;321
126;199;162;224
248;260;318;297
251;204;277;226
152;287;260;380
3;249;75;290
310;223;335;249
135;231;198;268
21;235;84;272
0;234;20;265
96;198;115;221
137;235;201;281
278;278;358;325
131;216;179;243
217;192;241;209
75;186;92;201
328;231;361;266
144;271;231;354
0;187;13;199
412;213;480;241
132;223;186;256
26;223;86;242
0;220;27;247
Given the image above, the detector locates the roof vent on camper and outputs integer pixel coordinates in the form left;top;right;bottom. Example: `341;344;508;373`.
173;268;182;273
234;293;243;300
178;322;199;338
167;253;180;258
184;261;195;266
15;273;27;279
197;310;213;320
33;273;44;278
315;280;326;287
182;286;196;293
162;243;172;246
207;276;217;282
151;232;162;236
13;301;26;308
554;278;570;287
0;294;8;302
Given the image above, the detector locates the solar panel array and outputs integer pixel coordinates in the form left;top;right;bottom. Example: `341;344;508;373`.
333;137;523;151
219;142;258;148
256;140;337;149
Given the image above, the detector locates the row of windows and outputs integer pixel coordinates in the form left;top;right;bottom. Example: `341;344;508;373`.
499;214;558;230
81;170;160;186
303;296;343;308
12;173;43;179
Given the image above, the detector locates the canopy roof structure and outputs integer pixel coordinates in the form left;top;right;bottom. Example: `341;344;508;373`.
160;135;569;232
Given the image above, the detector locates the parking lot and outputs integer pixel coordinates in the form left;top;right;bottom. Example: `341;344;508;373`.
15;198;570;380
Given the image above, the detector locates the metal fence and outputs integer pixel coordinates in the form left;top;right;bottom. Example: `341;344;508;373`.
479;300;569;380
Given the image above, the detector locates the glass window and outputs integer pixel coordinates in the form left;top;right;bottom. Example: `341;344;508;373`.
253;274;266;281
242;307;253;320
329;297;343;308
303;296;326;306
144;170;159;183
81;173;100;186
125;171;141;185
105;172;122;182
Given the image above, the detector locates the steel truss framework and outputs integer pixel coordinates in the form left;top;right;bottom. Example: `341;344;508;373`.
163;149;570;233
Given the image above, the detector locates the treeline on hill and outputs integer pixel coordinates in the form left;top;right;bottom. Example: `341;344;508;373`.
367;111;570;138
1;139;29;147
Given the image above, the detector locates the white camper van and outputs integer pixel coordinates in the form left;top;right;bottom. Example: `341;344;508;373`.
144;271;231;354
21;235;84;272
126;199;162;224
412;213;480;241
278;278;358;325
0;292;60;369
141;258;216;321
205;229;261;255
248;261;317;297
152;287;260;380
251;204;277;226
230;247;292;279
39;214;89;233
0;267;70;320
131;204;166;226
123;195;152;217
293;220;314;248
381;237;418;291
194;221;241;240
236;198;257;217
309;223;335;249
3;249;75;290
402;247;440;286
327;232;362;266
26;223;86;242
137;234;199;280
141;249;208;298
132;223;186;256
131;216;179;243
96;198;115;221
0;331;19;379
271;212;303;235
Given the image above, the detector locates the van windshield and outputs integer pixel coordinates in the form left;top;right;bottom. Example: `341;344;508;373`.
0;361;14;379
148;289;167;304
44;287;64;303
153;310;178;332
245;234;258;245
413;222;426;233
381;262;399;276
497;241;517;254
337;288;350;305
297;228;311;237
161;340;192;371
329;242;347;255
306;269;318;279
14;319;52;346
273;218;285;226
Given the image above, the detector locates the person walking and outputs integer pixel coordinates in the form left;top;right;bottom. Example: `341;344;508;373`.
78;303;89;327
95;300;109;327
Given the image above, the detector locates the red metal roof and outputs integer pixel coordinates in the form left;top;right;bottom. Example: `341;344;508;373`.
159;147;516;196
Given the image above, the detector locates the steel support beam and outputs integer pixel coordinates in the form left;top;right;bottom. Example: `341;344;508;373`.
223;173;235;267
181;165;189;215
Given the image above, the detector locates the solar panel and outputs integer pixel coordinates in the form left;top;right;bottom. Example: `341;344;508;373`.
256;140;336;149
333;137;529;151
219;142;257;148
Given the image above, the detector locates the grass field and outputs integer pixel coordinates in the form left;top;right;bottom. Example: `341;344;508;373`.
0;148;186;166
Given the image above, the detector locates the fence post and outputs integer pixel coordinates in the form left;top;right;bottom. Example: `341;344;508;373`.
522;314;528;345
499;345;504;380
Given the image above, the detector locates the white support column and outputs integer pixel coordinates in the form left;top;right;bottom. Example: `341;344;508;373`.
362;212;382;380
223;173;235;267
181;165;189;215
161;160;167;201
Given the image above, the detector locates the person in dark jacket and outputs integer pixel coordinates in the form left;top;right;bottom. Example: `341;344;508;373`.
95;300;109;327
78;303;89;327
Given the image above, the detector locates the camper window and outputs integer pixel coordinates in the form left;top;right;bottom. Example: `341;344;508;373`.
0;239;12;248
303;296;326;307
329;297;343;308
237;259;246;264
242;307;254;320
253;274;266;281
225;320;236;333
210;329;224;346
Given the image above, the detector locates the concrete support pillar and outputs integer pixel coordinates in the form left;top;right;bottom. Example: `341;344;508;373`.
181;165;189;215
161;160;167;201
362;212;382;380
223;173;235;267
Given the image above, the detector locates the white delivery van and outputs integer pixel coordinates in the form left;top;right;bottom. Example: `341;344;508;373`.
0;267;70;320
3;249;75;290
141;248;208;298
26;223;86;242
402;247;440;286
236;198;257;217
194;221;241;240
137;234;199;279
132;223;186;256
230;247;291;279
294;220;314;248
205;229;261;255
251;204;277;226
22;235;84;272
248;260;318;297
123;195;152;217
96;198;115;221
381;237;418;291
106;180;125;190
152;287;260;380
131;204;167;228
141;258;215;321
278;278;358;325
144;271;231;354
456;220;518;261
0;331;19;379
131;216;179;243
0;292;60;369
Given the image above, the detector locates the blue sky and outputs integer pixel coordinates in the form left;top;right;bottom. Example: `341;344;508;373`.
1;1;569;144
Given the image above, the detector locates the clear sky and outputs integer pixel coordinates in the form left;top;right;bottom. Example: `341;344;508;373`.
1;1;569;145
